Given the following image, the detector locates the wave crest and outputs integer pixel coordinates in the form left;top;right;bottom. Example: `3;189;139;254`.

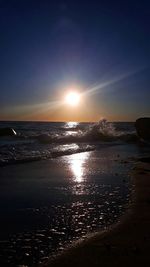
82;119;118;141
37;119;131;144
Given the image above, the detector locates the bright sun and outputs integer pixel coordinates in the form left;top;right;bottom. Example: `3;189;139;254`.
65;92;80;106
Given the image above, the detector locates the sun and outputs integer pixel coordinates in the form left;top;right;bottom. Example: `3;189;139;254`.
65;92;80;106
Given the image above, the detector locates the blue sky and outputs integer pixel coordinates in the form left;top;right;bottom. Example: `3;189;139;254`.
0;0;150;121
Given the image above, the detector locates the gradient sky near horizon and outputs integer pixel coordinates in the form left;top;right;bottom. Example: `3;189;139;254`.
0;0;150;122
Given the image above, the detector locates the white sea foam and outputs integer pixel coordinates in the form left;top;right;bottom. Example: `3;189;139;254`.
0;119;137;166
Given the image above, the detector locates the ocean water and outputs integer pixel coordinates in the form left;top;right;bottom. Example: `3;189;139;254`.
0;120;149;266
0;120;136;166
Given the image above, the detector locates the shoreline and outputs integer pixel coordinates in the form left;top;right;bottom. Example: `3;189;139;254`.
42;159;150;267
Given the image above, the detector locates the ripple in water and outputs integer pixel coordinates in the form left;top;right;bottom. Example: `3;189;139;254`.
0;148;133;266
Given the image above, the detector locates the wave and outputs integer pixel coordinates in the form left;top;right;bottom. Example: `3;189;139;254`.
0;119;138;167
36;119;137;144
0;144;94;167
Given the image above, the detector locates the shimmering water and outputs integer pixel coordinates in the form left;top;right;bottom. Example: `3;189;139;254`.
0;121;149;266
0;120;135;166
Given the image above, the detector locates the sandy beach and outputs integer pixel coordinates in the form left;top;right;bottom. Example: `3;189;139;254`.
0;146;133;266
0;0;150;266
42;159;150;267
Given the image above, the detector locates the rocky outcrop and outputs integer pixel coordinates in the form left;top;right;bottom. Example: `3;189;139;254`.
0;127;17;137
135;118;150;140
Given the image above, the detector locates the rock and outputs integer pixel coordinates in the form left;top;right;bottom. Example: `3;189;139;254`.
135;118;150;140
138;157;150;163
0;127;17;137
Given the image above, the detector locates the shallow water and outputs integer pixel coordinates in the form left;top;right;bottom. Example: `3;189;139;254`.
0;121;149;266
0;143;146;267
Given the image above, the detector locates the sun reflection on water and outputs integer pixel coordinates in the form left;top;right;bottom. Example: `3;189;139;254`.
65;121;79;128
69;152;89;182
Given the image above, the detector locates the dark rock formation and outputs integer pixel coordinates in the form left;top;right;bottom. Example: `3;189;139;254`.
135;118;150;140
0;127;17;137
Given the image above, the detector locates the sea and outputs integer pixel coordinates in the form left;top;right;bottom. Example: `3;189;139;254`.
0;120;149;267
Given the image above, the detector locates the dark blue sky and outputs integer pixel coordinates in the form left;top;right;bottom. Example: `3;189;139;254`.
0;0;150;121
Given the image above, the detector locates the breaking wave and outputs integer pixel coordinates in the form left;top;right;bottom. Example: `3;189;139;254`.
0;119;137;166
37;119;137;144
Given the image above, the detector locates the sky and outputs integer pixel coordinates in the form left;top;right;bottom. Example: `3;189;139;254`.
0;0;150;122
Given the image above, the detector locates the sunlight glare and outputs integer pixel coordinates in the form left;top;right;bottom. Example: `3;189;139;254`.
65;92;80;106
69;152;89;183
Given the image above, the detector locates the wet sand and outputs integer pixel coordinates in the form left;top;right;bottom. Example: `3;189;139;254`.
0;148;133;266
42;159;150;267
